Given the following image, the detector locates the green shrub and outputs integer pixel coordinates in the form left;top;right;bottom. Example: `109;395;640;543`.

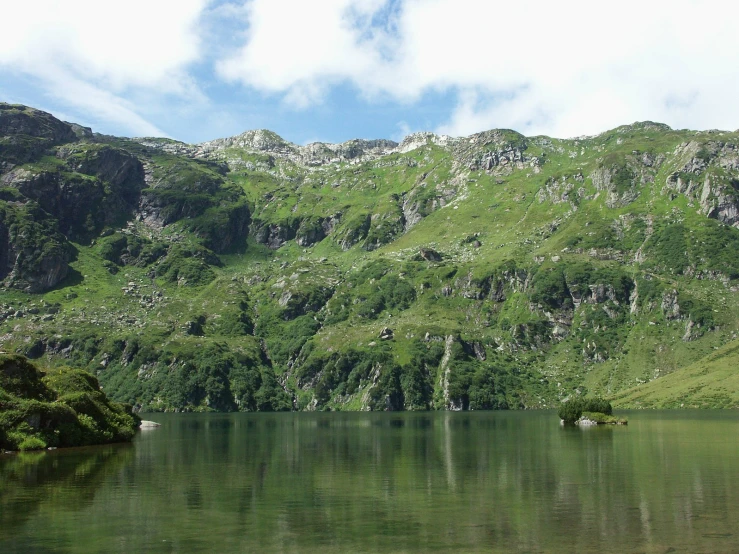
582;411;625;424
558;399;583;423
531;266;571;309
646;223;689;274
18;436;47;451
582;397;612;415
156;244;219;286
558;397;613;423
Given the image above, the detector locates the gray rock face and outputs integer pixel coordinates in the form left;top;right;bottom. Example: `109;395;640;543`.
454;129;528;173
397;132;457;153
665;141;739;227
2;146;145;238
699;177;739;227
297;139;398;166
0;103;78;170
254;222;297;249
321;213;341;236
591;165;643;208
661;290;681;320
0;104;76;144
203;129;293;154
137;192;171;228
60;144;144;190
0;213;71;293
295;217;327;247
570;283;620;306
145;131;399;168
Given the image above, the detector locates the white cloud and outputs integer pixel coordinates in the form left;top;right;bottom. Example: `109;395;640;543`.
216;0;391;106
0;0;209;136
4;0;739;139
217;0;739;137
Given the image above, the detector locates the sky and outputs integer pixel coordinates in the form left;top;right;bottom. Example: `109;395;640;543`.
2;0;739;145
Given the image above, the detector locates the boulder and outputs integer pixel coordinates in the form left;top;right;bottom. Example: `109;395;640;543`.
379;327;394;340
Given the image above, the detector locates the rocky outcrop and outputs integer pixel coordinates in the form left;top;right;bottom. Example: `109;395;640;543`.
297;139;398;166
699;177;739;227
0;104;77;143
379;327;394;340
201;129;294;155
665;141;739;227
454;129;528;173
401;192;424;231
591;163;644;208
536;174;584;207
419;248;442;262
278;285;334;320
661;289;681;320
0;354;140;450
0;104;77;158
439;335;463;411
254;221;299;249
2;144;145;238
144;130;399;167
0;104;78;171
397;132;457;153
60;144;144;191
336;214;371;250
0;205;71;292
137;159;233;231
569;283;622;308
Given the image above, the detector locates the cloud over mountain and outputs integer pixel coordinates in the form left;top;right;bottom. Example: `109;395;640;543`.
3;0;739;140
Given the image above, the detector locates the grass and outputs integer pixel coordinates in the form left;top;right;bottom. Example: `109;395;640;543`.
581;412;628;425
611;338;739;408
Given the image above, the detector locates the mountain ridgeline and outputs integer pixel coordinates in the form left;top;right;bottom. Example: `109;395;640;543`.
2;102;739;412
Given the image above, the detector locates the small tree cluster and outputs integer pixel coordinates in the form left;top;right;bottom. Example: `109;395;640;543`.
558;397;613;423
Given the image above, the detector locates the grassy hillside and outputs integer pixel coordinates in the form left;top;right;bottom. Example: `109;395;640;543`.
2;103;739;411
612;338;739;408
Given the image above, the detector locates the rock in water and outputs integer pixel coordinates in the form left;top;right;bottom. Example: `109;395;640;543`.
139;421;162;429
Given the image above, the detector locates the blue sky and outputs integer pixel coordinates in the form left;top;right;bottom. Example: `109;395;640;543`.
2;0;739;145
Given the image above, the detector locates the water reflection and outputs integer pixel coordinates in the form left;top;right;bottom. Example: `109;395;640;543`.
0;444;133;550
2;411;739;553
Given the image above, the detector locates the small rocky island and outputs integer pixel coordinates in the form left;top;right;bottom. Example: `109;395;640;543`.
558;397;627;426
0;354;140;452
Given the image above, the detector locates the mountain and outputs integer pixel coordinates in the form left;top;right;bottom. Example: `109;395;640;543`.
2;102;739;411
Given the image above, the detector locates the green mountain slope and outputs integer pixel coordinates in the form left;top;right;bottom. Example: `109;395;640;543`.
2;102;739;411
611;338;739;408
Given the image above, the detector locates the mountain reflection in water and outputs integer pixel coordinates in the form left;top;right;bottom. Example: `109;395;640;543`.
1;410;738;553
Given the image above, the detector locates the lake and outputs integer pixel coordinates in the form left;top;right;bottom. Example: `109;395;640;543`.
2;410;739;553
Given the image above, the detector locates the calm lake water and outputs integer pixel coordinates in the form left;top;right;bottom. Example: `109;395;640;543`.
2;410;739;553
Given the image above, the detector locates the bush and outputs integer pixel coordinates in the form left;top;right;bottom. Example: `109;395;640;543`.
531;266;571;309
558;399;583;424
582;397;613;415
18;436;47;451
558;396;613;423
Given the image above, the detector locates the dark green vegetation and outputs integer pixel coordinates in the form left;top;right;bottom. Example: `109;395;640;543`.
2;104;739;411
557;397;618;424
0;355;139;451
